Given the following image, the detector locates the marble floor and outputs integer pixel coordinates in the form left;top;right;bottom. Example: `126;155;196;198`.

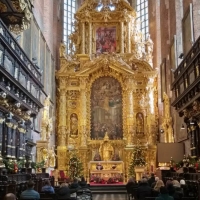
92;194;127;200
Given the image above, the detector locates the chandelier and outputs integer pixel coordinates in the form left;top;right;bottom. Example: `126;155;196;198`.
95;0;119;11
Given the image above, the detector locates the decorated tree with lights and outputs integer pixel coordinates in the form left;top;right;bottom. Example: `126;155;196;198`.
128;140;146;177
68;151;84;179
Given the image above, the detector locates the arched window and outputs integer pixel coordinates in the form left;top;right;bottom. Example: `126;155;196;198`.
63;0;76;54
136;0;149;40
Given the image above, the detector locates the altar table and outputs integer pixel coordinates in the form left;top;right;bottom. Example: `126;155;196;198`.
89;161;124;181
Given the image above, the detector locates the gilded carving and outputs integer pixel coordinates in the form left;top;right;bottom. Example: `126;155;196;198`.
9;0;33;34
0;118;5;124
162;92;174;143
56;0;157;173
41;96;53;141
0;2;7;12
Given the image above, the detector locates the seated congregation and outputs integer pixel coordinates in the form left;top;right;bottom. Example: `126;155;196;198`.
126;173;198;200
2;177;91;200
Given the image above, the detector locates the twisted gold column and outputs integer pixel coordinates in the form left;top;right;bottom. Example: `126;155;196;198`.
57;88;67;170
88;22;92;55
80;88;87;147
120;21;124;53
127;21;131;53
127;89;134;146
58;89;67;146
81;22;85;54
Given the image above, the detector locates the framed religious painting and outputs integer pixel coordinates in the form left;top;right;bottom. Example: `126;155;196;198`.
90;77;123;140
95;26;117;54
160;58;167;102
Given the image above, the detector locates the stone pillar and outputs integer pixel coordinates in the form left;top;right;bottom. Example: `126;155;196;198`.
81;22;85;54
88;22;92;55
120;21;124;53
127;21;131;53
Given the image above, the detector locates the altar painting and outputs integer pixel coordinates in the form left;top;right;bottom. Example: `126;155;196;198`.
91;77;122;140
96;27;116;54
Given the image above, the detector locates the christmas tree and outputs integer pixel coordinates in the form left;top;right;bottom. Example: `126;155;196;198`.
68;151;84;179
128;140;146;177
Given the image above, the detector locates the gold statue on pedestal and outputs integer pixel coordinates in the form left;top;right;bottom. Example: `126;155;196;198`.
99;133;114;161
41;96;53;141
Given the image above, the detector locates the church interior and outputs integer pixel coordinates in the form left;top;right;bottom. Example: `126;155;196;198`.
0;0;200;199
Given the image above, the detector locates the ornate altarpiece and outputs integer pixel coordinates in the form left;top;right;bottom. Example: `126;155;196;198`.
56;0;158;181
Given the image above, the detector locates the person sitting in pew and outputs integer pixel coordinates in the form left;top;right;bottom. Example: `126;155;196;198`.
4;193;16;200
156;186;174;200
20;180;40;200
41;180;55;193
137;178;152;200
78;176;88;188
56;183;76;200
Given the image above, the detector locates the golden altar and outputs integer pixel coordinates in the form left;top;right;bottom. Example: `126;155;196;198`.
55;0;159;181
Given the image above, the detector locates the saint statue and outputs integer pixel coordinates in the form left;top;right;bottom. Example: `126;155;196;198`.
41;148;49;167
49;147;56;168
136;113;144;134
70;113;78;137
94;152;101;161
99;134;114;161
59;42;66;57
41;96;52;141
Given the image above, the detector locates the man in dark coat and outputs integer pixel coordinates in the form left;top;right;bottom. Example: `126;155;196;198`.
137;178;152;200
148;173;155;186
156;186;174;200
56;183;76;200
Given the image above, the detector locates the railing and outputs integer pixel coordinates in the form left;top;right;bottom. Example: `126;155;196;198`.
0;19;44;114
0;19;43;102
171;35;200;110
173;35;200;85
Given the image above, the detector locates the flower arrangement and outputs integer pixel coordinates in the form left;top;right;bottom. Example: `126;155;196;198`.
3;159;18;173
31;160;45;171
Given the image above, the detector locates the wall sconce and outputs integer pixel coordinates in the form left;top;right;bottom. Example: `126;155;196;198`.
181;124;185;130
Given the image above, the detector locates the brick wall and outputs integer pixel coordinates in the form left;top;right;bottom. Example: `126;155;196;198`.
149;0;200;147
193;0;200;40
32;0;62;65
